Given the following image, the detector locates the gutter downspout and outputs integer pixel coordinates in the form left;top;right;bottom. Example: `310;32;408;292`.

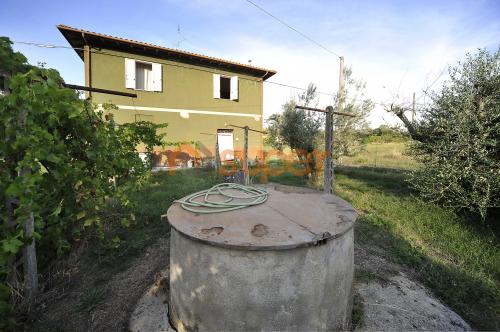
259;70;269;160
82;32;92;99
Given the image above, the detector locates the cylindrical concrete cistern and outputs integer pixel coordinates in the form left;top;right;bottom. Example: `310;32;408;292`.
167;184;357;331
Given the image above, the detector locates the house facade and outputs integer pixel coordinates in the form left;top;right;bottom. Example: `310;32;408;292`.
57;25;276;167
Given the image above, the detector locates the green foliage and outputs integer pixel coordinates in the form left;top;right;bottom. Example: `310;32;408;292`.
117;119;167;169
409;48;500;219
0;37;31;74
332;67;373;160
265;83;323;176
92;169;222;270
0;38;166;328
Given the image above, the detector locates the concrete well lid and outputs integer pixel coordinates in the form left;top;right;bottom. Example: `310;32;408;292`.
166;183;357;250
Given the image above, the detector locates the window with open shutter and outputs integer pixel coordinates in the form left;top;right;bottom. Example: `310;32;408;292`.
230;76;239;100
125;58;162;92
152;63;162;92
125;58;136;89
213;74;221;98
213;74;239;100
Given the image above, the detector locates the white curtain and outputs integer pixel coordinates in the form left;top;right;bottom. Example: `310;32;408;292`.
136;62;153;90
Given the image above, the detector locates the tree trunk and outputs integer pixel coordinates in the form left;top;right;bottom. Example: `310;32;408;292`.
391;105;426;143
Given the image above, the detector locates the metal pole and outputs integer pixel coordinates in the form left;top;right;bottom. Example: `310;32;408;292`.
243;126;249;185
412;92;416;123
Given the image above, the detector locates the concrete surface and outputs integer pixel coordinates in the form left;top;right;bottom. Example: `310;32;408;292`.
169;226;354;331
356;272;471;331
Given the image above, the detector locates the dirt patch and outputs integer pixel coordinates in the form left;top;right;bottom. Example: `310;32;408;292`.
355;273;470;331
354;238;471;331
28;236;170;331
129;268;173;332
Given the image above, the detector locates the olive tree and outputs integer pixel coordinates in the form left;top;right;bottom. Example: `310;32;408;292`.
393;48;499;220
332;67;373;161
265;83;323;178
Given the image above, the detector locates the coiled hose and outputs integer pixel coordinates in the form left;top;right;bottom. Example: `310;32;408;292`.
174;183;268;214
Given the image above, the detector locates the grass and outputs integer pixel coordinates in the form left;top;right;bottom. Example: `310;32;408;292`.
260;166;499;330
351;292;365;330
91;168;222;270
340;141;418;169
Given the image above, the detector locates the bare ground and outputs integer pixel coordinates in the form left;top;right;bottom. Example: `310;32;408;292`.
27;225;471;332
26;236;170;332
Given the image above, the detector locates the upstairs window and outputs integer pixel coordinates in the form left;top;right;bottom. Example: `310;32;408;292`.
125;58;162;92
213;74;238;100
135;62;153;90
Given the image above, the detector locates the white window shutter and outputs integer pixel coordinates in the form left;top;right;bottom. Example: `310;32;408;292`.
125;58;136;89
230;76;239;100
213;74;220;98
152;63;162;92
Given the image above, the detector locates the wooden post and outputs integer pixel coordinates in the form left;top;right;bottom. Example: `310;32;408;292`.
215;135;221;171
324;106;333;193
243;126;249;185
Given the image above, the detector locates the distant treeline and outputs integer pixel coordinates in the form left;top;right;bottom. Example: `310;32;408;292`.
360;125;411;143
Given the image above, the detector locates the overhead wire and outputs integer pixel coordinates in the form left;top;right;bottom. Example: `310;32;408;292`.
245;0;341;58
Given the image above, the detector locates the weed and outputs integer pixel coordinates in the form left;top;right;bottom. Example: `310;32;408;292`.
76;287;106;312
351;292;365;330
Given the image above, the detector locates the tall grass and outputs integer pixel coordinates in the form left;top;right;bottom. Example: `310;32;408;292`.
340;142;418;169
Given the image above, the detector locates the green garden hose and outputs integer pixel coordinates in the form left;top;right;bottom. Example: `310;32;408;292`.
175;183;268;214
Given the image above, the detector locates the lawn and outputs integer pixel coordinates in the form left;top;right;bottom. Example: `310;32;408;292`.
340;141;418;169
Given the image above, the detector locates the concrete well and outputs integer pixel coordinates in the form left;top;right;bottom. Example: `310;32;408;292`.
167;184;357;331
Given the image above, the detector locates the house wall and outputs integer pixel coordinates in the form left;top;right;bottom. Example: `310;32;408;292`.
88;49;265;166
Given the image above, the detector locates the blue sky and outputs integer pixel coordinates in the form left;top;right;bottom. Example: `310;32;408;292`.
2;0;499;127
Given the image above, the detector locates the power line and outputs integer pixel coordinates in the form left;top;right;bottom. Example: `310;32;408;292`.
265;81;334;96
414;65;448;104
245;0;341;58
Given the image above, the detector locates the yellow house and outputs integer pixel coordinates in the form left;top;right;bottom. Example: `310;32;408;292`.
57;25;276;168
